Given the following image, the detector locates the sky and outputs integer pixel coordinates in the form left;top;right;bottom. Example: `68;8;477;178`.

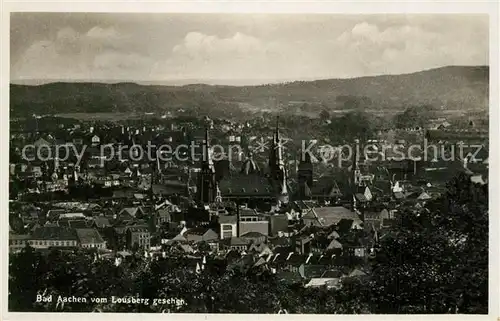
10;13;489;84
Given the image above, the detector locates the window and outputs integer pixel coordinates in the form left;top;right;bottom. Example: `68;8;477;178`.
222;225;233;231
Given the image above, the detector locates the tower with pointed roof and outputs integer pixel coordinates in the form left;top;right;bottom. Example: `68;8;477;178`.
298;151;313;199
352;139;362;214
269;117;288;203
196;127;216;204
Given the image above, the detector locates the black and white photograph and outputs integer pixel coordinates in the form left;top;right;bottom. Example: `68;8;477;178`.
4;6;495;315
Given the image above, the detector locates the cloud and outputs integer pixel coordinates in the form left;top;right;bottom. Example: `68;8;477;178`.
12;26;151;80
171;31;267;60
11;15;489;82
86;26;120;39
154;31;278;79
336;22;488;75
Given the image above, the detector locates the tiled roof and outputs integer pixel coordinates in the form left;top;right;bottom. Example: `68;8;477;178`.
218;215;237;224
93;216;111;228
321;269;344;278
67;220;91;229
218;174;274;196
310;176;343;197
184;227;212;236
300;264;327;278
157;209;172;219
75;228;105;244
303;207;360;227
9;233;30;240
240;231;267;238
127;225;149;233
152;184;186;196
31;226;78;241
120;207;142;217
226;237;251;246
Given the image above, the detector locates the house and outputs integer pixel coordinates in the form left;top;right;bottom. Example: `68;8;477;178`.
219;215;237;239
9;234;30;253
126;225;150;250
298;264;328;279
161;232;188;246
302;207;361;228
294;235;313;254
305;269;343;289
248;242;273;256
156;209;172;226
75;228;106;249
269;214;289;236
354;186;373;203
238;208;269;236
46;209;67;220
28;226;79;249
91;135;101;146
470;174;488;186
59;212;86;220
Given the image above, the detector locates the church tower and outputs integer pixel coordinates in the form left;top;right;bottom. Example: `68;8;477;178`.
298;151;313;199
196;128;216;204
352;138;361;213
269;117;288;204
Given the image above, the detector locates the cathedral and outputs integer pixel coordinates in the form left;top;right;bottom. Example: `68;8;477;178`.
196;118;290;207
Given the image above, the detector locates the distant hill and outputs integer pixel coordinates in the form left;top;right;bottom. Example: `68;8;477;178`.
10;66;489;118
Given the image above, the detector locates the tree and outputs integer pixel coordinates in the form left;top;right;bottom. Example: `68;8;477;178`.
319;109;330;120
394;105;436;129
369;173;488;313
197;241;212;253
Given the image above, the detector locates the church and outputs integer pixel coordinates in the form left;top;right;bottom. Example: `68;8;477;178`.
196;118;290;208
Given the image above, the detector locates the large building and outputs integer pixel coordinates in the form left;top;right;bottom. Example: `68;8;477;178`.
197;118;290;206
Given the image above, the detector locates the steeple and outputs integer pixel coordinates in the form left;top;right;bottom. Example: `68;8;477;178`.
275;116;280;142
353;139;361;186
352;138;361;211
298;150;313;200
197;127;216;204
202;127;214;172
269;116;288;204
270;116;284;172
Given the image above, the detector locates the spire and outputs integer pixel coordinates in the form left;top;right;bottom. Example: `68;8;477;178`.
202;127;214;172
275;115;280;142
274;116;283;167
204;127;210;147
